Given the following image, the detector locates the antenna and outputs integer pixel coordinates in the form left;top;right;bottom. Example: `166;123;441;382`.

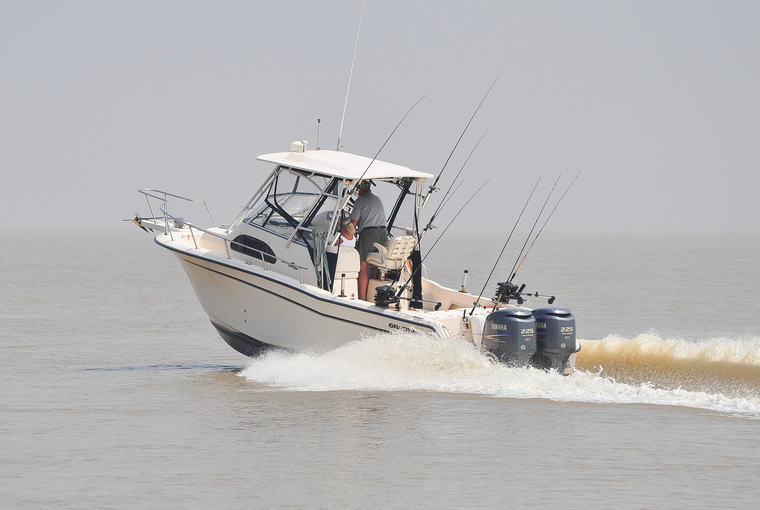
316;118;321;150
337;0;365;151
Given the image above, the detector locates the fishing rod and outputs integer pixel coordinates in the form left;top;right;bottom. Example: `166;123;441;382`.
432;126;490;219
509;170;581;283
386;129;492;300
339;95;428;210
421;126;491;243
438;180;464;213
336;0;365;151
421;179;490;263
424;76;499;206
392;179;491;301
470;176;542;315
506;175;561;281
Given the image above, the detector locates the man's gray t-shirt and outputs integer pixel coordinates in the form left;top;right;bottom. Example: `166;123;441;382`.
350;192;386;231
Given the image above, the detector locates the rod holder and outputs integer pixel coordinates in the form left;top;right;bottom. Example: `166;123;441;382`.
460;270;468;292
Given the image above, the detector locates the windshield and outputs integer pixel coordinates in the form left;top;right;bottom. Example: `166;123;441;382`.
243;168;339;237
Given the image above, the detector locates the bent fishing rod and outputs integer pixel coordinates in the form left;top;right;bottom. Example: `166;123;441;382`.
470;175;542;315
509;170;581;283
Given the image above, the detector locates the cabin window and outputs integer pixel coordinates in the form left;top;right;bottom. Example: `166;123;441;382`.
243;168;339;237
230;235;277;264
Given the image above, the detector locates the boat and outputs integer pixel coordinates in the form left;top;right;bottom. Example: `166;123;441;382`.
132;140;581;374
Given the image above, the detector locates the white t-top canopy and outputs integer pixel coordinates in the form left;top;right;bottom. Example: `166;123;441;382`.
257;149;433;181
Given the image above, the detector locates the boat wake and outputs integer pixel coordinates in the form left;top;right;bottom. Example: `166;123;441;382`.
576;333;760;399
239;332;760;419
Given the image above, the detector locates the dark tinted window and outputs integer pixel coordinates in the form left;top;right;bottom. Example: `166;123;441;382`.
230;235;277;264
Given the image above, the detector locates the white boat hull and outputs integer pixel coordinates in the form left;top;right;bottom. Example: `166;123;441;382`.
158;234;447;356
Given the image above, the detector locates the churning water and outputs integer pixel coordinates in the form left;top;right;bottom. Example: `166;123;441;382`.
240;332;760;419
2;231;759;509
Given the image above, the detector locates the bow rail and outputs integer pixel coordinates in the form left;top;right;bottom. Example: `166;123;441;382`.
136;189;306;284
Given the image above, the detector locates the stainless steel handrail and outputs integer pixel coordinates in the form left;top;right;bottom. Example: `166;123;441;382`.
138;189;243;228
147;197;306;284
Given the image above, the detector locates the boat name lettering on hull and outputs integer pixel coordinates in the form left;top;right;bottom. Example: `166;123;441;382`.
389;323;419;334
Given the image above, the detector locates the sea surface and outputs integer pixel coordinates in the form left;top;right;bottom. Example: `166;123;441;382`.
2;230;759;509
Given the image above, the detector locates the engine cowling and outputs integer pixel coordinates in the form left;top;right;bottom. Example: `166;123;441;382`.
531;307;577;373
482;308;536;366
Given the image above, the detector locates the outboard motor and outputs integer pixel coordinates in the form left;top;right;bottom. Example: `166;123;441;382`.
531;308;577;373
482;308;536;366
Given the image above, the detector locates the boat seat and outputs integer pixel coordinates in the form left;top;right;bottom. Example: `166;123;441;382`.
366;235;416;277
333;247;360;298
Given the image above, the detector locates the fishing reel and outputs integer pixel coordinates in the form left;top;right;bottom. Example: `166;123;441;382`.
375;285;401;309
494;282;525;305
494;281;556;306
375;284;442;310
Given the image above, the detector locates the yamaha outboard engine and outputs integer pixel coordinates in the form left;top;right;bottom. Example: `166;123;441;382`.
482;308;536;366
531;308;577;373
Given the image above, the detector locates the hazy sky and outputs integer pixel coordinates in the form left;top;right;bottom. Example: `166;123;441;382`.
2;1;758;234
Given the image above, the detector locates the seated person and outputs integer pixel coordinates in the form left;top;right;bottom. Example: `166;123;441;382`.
334;218;357;248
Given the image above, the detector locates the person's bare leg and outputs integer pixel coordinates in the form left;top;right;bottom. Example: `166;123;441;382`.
359;261;369;301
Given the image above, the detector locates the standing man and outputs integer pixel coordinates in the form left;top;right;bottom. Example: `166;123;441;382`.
350;180;387;301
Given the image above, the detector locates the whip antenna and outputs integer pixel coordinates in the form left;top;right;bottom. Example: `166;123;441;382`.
336;0;365;151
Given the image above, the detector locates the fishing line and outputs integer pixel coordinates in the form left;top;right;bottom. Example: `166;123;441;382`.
471;175;542;314
510;170;581;282
422;179;490;262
